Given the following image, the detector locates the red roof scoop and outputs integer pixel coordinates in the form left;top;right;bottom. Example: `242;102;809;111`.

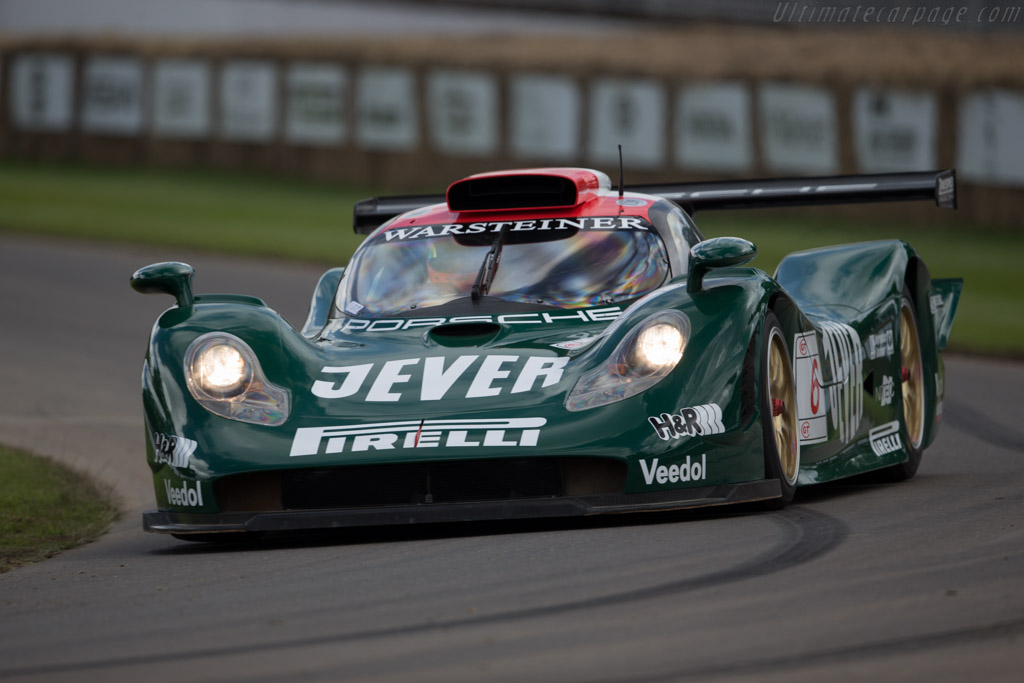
446;168;611;213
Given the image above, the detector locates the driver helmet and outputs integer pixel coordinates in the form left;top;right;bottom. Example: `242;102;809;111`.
426;241;475;288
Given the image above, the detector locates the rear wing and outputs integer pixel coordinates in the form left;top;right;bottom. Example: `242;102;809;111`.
353;170;956;235
628;169;956;214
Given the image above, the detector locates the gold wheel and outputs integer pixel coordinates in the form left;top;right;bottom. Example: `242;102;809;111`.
900;298;925;450
768;327;799;486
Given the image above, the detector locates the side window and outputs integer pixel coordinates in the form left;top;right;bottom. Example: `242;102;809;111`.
647;200;701;276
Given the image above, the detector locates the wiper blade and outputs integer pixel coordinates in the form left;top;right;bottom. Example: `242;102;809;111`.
471;225;510;302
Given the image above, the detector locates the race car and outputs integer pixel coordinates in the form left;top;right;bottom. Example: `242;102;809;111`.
131;166;962;540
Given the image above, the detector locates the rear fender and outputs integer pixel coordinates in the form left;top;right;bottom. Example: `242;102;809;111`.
929;278;963;352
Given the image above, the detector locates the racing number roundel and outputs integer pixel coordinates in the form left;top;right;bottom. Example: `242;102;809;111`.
794;332;828;446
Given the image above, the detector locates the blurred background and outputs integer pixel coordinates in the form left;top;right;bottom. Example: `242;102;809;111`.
1;0;1022;352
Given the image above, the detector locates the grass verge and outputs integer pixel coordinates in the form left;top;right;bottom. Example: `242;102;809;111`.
1;159;1021;355
0;159;371;262
0;446;120;573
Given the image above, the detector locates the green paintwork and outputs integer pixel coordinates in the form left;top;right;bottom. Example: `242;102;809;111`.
130;261;195;308
930;279;964;352
135;224;961;524
687;237;757;293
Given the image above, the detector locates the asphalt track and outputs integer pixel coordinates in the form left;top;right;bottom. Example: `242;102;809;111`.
1;232;1022;682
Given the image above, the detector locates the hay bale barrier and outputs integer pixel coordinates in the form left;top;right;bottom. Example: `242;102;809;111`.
1;27;1023;226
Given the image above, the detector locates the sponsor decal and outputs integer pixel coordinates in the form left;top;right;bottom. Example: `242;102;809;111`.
930;293;944;317
937;174;955;207
793;331;827;445
866;325;894;360
550;336;599;350
290;417;546;456
648;404;725;441
616;197;648;207
869;421;903;456
150;431;197;469
164;479;204;507
381;216;650;242
344;300;365;315
879;374;895;407
639;455;708;485
820;321;864;444
338;307;623;333
311;354;568;402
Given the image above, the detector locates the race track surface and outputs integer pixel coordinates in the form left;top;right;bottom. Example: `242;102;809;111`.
1;233;1022;682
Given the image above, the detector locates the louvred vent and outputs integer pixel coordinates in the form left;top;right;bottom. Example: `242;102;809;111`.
446;168;610;212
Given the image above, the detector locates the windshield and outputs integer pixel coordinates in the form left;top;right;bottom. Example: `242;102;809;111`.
337;217;670;317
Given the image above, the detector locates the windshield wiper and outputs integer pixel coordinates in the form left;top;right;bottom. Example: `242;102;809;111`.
471;225;510;302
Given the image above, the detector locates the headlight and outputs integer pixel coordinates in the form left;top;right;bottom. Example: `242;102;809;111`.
565;311;690;412
635;323;685;369
193;343;252;398
184;333;290;426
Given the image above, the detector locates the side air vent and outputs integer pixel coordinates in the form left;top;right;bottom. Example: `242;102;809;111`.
447;174;579;211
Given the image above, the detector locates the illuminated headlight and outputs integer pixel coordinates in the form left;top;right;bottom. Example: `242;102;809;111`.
635;323;685;370
566;311;690;412
193;343;252;398
184;333;289;426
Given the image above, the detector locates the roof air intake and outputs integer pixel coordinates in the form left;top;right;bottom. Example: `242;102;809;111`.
447;174;577;212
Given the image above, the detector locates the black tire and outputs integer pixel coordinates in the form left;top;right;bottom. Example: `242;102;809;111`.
760;311;799;509
881;290;925;482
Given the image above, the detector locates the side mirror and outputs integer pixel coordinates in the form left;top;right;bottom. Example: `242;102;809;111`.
130;262;195;307
687;237;757;293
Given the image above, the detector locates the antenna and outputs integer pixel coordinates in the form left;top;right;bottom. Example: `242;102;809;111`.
618;144;624;200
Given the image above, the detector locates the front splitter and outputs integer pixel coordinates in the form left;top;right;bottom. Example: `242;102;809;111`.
144;479;781;535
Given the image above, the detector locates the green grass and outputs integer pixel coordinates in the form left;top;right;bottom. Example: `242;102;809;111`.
1;159;1020;354
0;159;371;262
0;446;120;573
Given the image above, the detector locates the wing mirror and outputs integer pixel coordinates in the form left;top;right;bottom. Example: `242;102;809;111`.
130;262;195;307
687;237;757;293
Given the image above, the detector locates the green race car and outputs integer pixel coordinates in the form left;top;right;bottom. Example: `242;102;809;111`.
132;167;962;540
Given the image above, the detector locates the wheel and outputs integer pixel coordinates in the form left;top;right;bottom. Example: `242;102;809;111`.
760;311;799;509
881;290;925;481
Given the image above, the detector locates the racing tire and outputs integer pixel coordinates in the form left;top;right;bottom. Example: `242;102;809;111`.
880;290;926;482
760;311;799;509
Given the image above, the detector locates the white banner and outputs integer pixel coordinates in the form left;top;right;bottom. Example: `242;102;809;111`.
588;78;666;168
427;69;498;157
510;74;580;161
853;89;937;172
356;67;418;151
9;53;75;131
81;55;144;135
285;63;347;145
220;61;277;142
152;59;210;139
675;82;753;173
957;90;1024;187
759;83;838;174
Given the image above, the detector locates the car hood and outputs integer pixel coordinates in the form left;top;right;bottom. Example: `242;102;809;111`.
284;306;626;423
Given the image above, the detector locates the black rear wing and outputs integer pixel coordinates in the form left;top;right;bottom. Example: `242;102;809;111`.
353;170;956;235
629;169;956;214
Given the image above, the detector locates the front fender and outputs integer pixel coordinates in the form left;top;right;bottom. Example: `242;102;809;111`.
587;267;780;488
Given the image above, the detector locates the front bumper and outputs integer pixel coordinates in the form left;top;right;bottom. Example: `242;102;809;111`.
144;479;780;535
